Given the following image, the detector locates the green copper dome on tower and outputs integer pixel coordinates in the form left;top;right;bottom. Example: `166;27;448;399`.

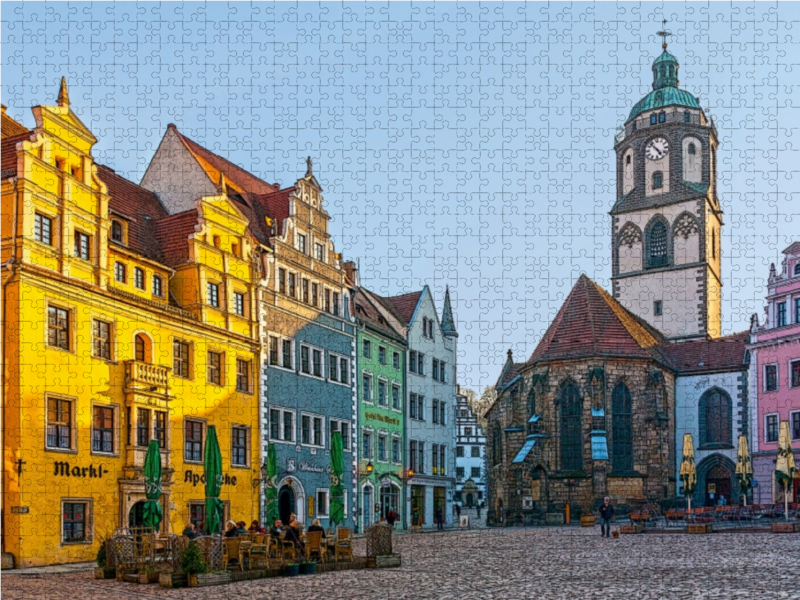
627;45;701;122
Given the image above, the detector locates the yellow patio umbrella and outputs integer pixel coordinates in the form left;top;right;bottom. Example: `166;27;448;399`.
775;421;797;521
734;435;753;506
679;433;697;510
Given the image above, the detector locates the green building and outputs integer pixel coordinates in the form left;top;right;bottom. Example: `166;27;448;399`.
351;281;407;531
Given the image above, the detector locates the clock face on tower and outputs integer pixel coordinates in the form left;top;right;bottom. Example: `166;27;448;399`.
645;137;669;161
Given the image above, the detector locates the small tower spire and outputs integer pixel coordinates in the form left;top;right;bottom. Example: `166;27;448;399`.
441;286;458;337
57;77;70;107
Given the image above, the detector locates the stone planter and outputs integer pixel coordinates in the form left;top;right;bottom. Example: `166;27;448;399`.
620;524;643;534
771;522;800;533
282;564;300;577
299;562;317;575
580;516;596;527
687;524;712;534
375;554;402;568
187;572;232;587
159;573;188;588
94;567;117;579
137;571;160;584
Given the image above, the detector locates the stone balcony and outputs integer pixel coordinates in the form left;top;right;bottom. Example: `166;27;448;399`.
124;360;172;410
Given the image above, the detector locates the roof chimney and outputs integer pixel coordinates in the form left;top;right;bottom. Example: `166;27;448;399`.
342;260;359;286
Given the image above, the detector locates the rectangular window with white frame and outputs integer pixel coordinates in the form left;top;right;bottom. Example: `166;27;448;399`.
301;413;325;448
316;489;329;517
765;413;779;443
269;408;295;443
362;430;373;459
282;338;293;369
433;358;439;381
764;364;778;392
300;345;310;374
47;396;74;451
409;351;417;373
378;346;386;364
91;404;116;454
378;434;388;462
339;357;349;384
207;282;220;308
184;419;204;462
92;319;113;360
418;353;426;376
790;359;800;389
392;385;400;410
35;212;54;245
233;292;245;316
362;373;373;403
378;380;387;406
409;393;417;419
392;436;401;463
62;499;92;545
791;411;800;441
231;425;250;466
393;351;400;370
330;418;351;451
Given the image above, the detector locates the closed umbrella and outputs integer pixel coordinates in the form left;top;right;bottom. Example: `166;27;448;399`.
775;421;797;521
329;431;345;529
264;443;279;526
204;425;225;535
142;440;163;532
734;434;753;506
679;433;697;510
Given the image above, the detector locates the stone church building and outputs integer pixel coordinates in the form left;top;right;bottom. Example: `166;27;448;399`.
486;42;750;520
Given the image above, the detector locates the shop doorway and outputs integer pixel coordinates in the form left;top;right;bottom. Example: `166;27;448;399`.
434;486;446;524
128;500;146;529
411;485;425;526
380;483;399;520
279;485;295;525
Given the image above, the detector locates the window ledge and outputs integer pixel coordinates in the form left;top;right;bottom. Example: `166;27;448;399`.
698;444;734;451
45;447;78;455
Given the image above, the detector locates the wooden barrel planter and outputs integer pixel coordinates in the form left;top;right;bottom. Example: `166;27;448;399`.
580;516;596;527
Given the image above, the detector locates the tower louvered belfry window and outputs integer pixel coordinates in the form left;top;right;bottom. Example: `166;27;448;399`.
648;221;668;267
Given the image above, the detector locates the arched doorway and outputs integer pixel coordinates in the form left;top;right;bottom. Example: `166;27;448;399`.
706;464;732;506
279;485;295;525
697;454;736;506
128;500;146;529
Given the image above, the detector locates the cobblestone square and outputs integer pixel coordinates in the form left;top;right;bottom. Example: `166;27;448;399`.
4;527;798;600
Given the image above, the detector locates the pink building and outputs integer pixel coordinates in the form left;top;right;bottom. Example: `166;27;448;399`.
748;241;800;504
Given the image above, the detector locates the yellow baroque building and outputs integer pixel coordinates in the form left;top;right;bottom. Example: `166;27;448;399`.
1;82;263;567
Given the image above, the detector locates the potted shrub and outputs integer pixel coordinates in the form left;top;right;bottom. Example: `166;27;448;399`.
298;561;317;575
282;562;300;577
579;492;596;527
94;539;116;579
181;541;207;587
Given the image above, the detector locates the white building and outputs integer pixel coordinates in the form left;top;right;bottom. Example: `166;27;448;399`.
381;286;458;528
455;390;487;508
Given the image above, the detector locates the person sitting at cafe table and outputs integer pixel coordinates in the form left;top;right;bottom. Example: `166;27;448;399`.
182;522;197;539
307;518;326;538
224;520;239;538
236;521;249;535
249;520;266;535
284;519;304;550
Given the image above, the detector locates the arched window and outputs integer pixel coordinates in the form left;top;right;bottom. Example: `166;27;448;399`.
611;382;633;472
559;382;583;471
648;221;668;268
135;334;150;363
652;171;663;190
110;220;124;243
699;388;732;448
492;426;502;465
527;388;536;415
688;142;696;155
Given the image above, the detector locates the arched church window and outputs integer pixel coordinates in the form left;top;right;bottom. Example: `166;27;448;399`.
688;142;696;155
648;221;668;268
699;388;732;448
658;112;666;123
652;171;663;189
559;382;583;471
527;388;536;415
611;382;633;473
492;426;502;465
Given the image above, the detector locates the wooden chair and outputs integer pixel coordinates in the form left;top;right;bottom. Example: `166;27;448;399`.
279;531;299;562
305;531;327;563
334;528;353;563
246;534;269;569
223;538;245;571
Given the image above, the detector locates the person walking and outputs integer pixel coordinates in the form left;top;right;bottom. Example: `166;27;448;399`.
598;496;614;538
455;504;461;520
435;507;444;531
386;509;397;529
476;505;481;520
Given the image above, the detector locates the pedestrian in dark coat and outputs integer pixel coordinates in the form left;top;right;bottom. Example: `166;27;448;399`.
598;497;614;538
436;507;444;530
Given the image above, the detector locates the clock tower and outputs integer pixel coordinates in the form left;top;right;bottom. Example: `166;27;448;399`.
610;39;722;340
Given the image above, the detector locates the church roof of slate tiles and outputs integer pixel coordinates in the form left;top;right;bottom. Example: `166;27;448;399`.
379;290;423;325
97;165;170;262
659;330;749;375
527;274;668;365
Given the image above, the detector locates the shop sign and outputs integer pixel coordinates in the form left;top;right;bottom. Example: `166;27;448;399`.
53;461;106;478
10;506;29;514
183;470;238;487
365;412;400;426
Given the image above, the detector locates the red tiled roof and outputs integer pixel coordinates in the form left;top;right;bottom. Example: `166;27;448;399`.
659;331;749;374
528;275;666;364
251;187;294;242
355;287;405;342
97;165;169;261
170;125;276;199
2;110;29;139
1;132;30;178
380;290;423;325
152;210;199;267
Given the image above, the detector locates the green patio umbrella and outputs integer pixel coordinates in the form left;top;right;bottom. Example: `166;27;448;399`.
329;431;345;528
142;440;163;532
775;421;796;521
204;425;225;535
264;443;279;526
735;435;753;506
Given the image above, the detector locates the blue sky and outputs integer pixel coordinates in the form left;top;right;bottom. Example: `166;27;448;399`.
3;2;799;393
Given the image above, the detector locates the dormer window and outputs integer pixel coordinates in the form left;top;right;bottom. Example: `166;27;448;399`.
110;220;124;244
652;171;663;190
